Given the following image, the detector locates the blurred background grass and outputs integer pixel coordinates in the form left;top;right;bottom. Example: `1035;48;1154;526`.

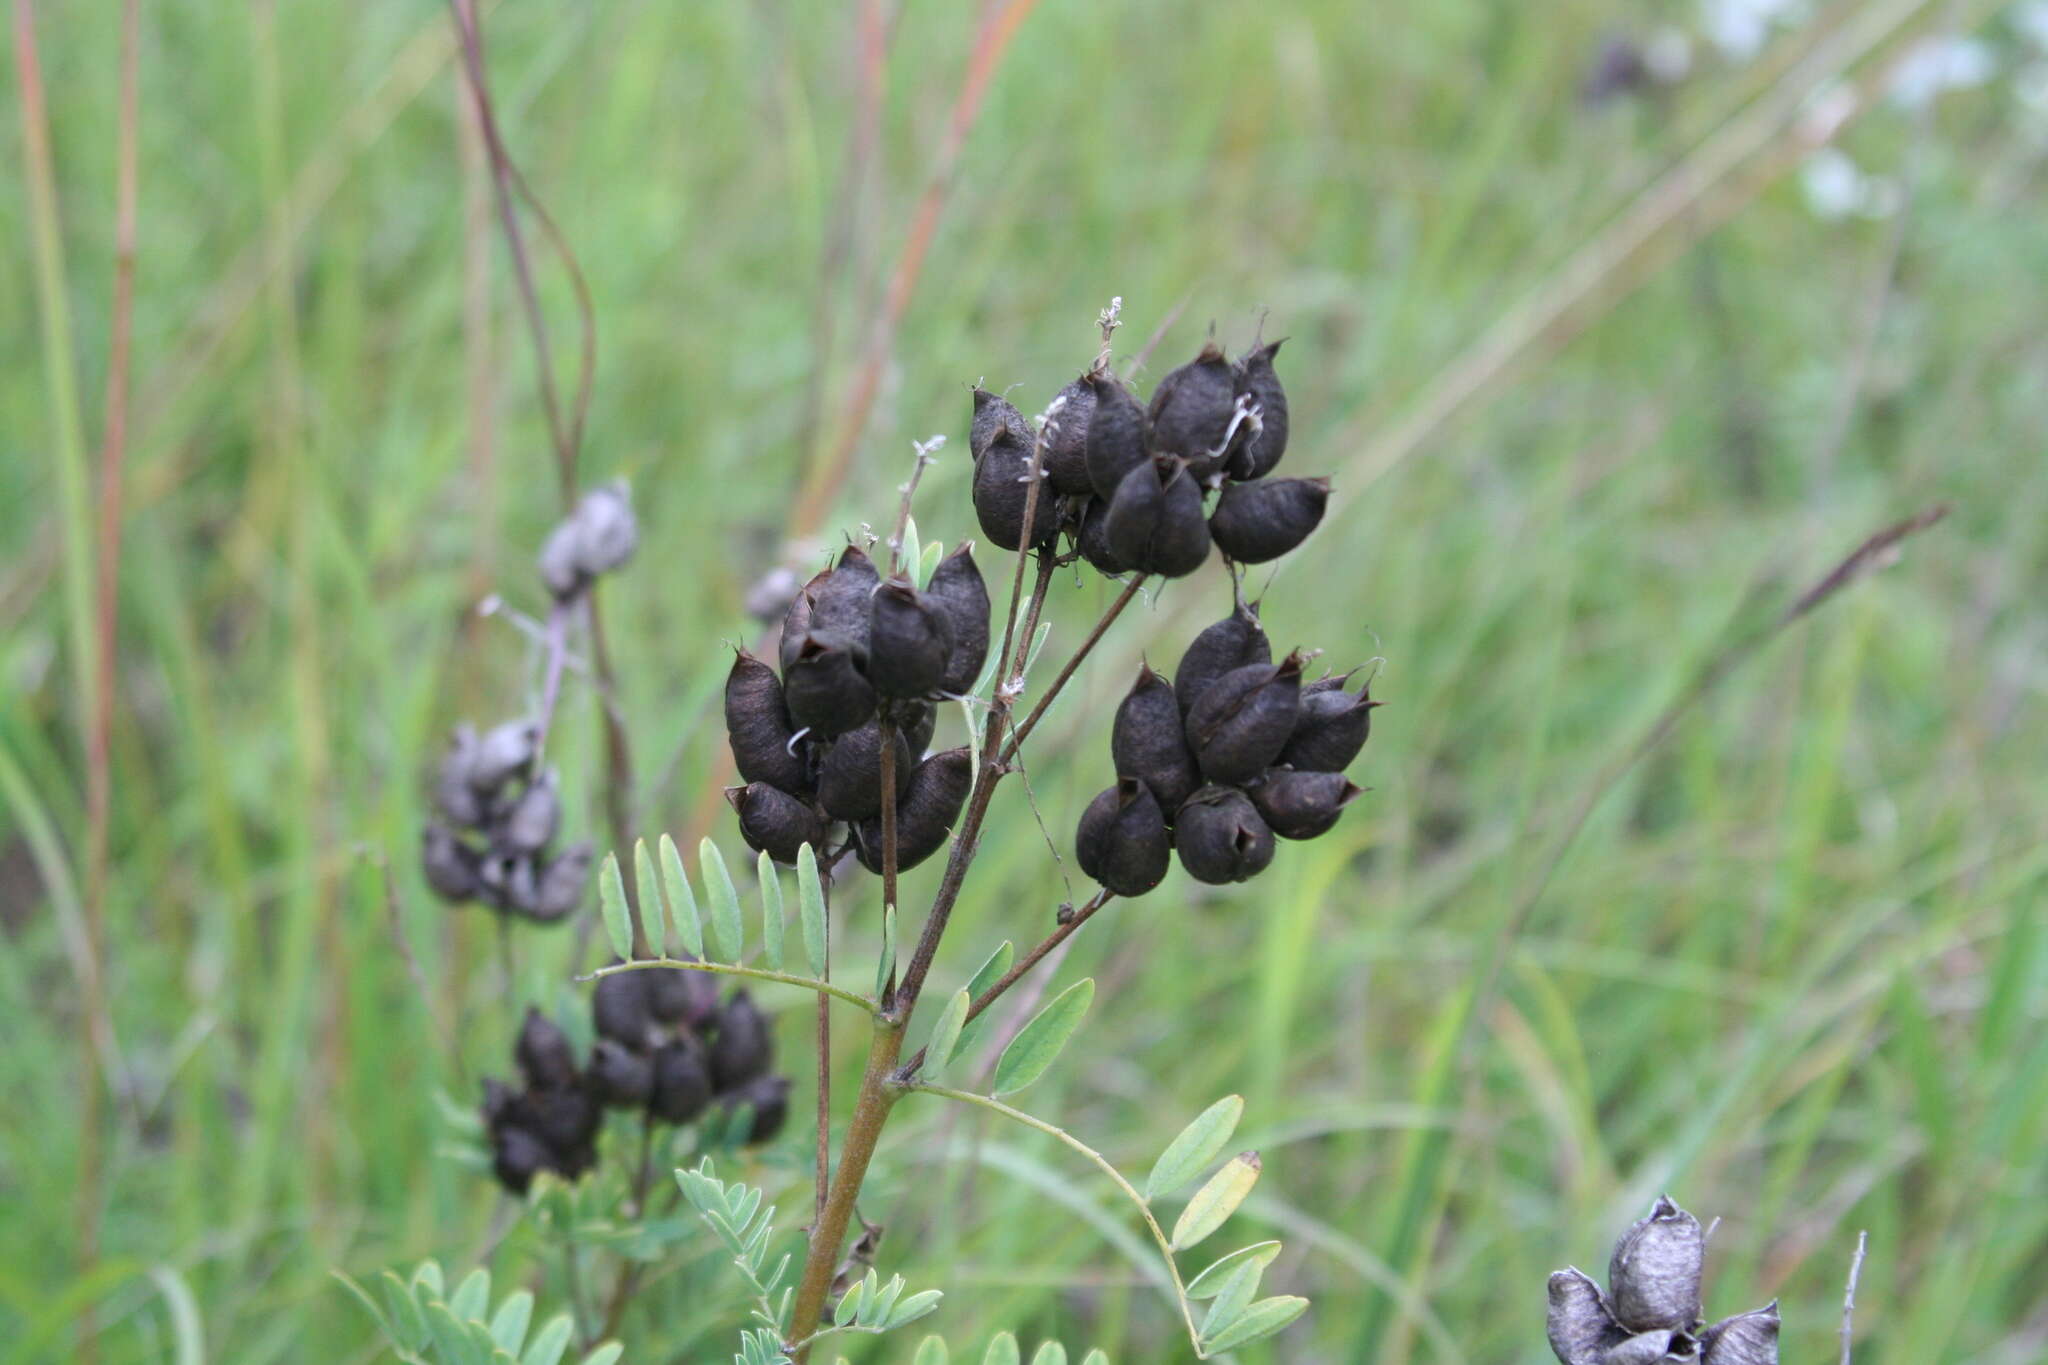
4;0;2046;1360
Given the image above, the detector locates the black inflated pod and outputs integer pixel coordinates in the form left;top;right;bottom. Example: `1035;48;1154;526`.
525;1084;603;1155
810;544;879;652
1278;673;1377;771
433;727;486;826
1208;476;1329;564
491;1125;551;1194
854;746;972;872
588;1038;654;1107
498;771;561;852
724;649;812;794
645;963;718;1028
1247;769;1362;840
1104;456;1211;578
1226;339;1289;481
1174;786;1276;884
515;1006;578;1090
926;544;991;695
592;965;653;1045
970;386;1033;460
897;700;937;757
1075;496;1129;575
1083;375;1149;500
973;429;1057;552
778;570;827;673
1148;343;1239;476
722;1074;792;1145
525;843;592;922
815;720;916;822
725;783;829;866
1111;666;1200;812
1043;374;1098;494
1184;651;1305;785
867;576;955;698
781;633;877;738
1074;778;1172;897
708;991;773;1091
422;825;480;902
1608;1197;1704;1334
648;1040;713;1124
1174;600;1271;721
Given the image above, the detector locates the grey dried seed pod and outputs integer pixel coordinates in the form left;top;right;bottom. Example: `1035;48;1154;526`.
1111;666;1201;813
898;700;937;757
1083;373;1150;500
867;576;956;699
781;633;878;739
854;746;973;872
491;1125;552;1194
589;1037;655;1107
815;720;916;822
970;386;1034;461
709;991;773;1091
1076;495;1131;575
1279;671;1377;771
1174;786;1276;884
926;544;992;695
528;842;594;921
778;570;827;674
1043;374;1099;494
1248;768;1362;840
515;1006;578;1090
1548;1268;1630;1365
725;782;829;866
568;481;638;577
1602;1330;1678;1364
721;1073;792;1145
422;824;480;902
1148;342;1240;475
1074;778;1172;897
592;965;653;1046
537;517;585;599
1609;1197;1705;1334
724;649;813;795
1700;1305;1778;1365
743;564;803;624
1226;339;1290;480
472;719;539;791
811;544;880;652
1175;600;1271;721
500;854;544;917
973;428;1058;552
1104;455;1212;578
498;770;561;852
433;726;486;826
648;1039;713;1124
1208;476;1330;564
1184;651;1305;786
645;963;718;1028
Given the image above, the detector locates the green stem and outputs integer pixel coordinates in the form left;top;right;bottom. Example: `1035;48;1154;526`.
584;958;875;1014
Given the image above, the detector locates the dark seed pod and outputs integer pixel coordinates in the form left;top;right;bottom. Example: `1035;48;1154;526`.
1175;600;1270;721
433;726;486;826
499;771;561;852
815;720;915;822
525;1084;603;1154
810;544;879;652
970;386;1033;460
1248;768;1362;840
725;649;812;794
709;991;773;1091
1174;786;1276;884
1074;778;1172;897
492;1125;551;1194
1043;374;1098;494
1111;666;1200;813
472;720;538;791
589;1037;655;1107
1608;1197;1703;1333
1076;496;1130;575
722;1074;792;1145
1547;1268;1629;1365
898;700;937;757
1279;672;1376;771
854;747;972;872
926;544;991;695
725;783;829;866
645;963;719;1029
1083;374;1149;500
1226;339;1289;481
648;1040;713;1124
867;576;955;698
592;965;653;1046
1184;651;1304;785
422;824;480;902
1147;343;1239;475
1603;1331;1676;1365
1208;476;1329;564
778;570;827;674
1700;1305;1779;1365
527;843;593;921
515;1006;578;1090
782;634;877;739
481;1076;517;1127
973;429;1057;551
1104;456;1211;578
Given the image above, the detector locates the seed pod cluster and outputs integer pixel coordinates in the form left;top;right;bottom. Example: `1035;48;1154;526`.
1547;1197;1782;1365
480;1007;603;1194
1075;599;1375;894
422;721;592;923
537;480;640;602
723;542;988;869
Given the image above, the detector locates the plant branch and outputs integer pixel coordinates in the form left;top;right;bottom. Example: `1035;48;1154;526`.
814;865;835;1233
1001;575;1146;763
584;958;876;1014
1840;1229;1868;1365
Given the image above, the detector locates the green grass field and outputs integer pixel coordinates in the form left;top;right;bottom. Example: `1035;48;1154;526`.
5;1;2046;1360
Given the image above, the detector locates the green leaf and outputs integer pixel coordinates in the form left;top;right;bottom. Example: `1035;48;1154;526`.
965;941;1013;998
1171;1151;1262;1252
923;988;970;1079
1081;1353;1108;1365
1199;1257;1264;1340
1144;1095;1244;1202
834;1278;865;1327
700;838;743;963
912;1335;949;1365
991;978;1094;1096
520;1313;575;1365
917;539;943;589
488;1290;533;1352
379;1269;427;1346
982;1333;1020;1365
1198;1295;1308;1353
875;904;896;1001
448;1267;490;1323
580;1345;623;1365
1185;1241;1282;1299
635;838;666;957
889;1288;943;1329
659;834;704;957
902;516;921;580
1028;1345;1067;1365
598;853;633;961
797;843;828;977
411;1259;445;1301
757;850;784;971
425;1302;481;1365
